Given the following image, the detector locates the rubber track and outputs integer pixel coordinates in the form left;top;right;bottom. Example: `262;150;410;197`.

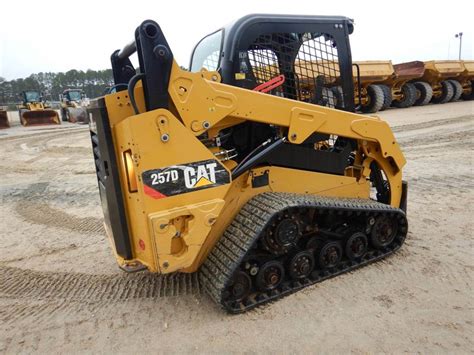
200;192;408;313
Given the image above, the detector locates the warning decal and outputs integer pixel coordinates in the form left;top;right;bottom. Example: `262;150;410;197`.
142;159;230;199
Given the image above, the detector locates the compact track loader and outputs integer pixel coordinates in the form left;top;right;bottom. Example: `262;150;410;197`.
18;90;60;126
60;89;89;123
89;15;408;313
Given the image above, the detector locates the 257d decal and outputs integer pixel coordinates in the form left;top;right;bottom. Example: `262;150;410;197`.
142;159;230;199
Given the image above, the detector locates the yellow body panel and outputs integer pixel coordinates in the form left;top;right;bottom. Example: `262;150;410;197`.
102;61;406;274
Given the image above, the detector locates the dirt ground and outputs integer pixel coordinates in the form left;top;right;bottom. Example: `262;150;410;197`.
0;102;473;353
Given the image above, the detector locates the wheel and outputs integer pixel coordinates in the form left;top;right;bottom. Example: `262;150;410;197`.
377;85;392;111
288;251;314;279
331;86;345;109
370;216;398;249
345;232;368;260
461;80;473;100
263;216;300;255
256;261;285;291
392;83;417;108
447;80;463;101
61;108;68;122
317;241;342;269
432;80;454;104
227;271;252;302
361;85;384;113
413;81;433;106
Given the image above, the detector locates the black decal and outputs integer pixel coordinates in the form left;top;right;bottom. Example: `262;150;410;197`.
142;159;230;199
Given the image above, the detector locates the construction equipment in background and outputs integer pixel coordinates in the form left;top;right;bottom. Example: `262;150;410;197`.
411;60;464;104
59;89;89;123
456;60;474;100
89;15;408;313
379;61;425;108
352;61;393;113
18;90;60;126
0;107;9;129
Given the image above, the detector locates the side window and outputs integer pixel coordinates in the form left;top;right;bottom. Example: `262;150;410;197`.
294;33;341;108
241;31;344;109
190;30;223;72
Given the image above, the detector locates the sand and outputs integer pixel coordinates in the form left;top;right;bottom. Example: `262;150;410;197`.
0;101;473;353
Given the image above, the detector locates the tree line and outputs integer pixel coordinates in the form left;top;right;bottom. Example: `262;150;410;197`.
0;69;114;105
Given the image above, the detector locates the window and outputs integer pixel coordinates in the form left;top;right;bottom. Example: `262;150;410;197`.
190;30;223;72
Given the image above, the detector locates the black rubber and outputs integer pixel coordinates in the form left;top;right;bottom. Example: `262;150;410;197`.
413;81;433;106
392;83;417;108
200;193;408;313
447;80;463;102
461;80;473;100
377;85;392;111
432;80;454;104
361;85;384;113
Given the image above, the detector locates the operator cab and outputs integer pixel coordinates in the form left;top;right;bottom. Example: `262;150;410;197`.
62;89;83;102
190;14;355;112
22;90;41;103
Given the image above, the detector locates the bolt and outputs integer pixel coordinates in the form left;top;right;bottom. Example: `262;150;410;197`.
163;261;169;269
161;134;169;142
211;75;218;81
291;133;297;141
202;121;210;129
369;217;375;226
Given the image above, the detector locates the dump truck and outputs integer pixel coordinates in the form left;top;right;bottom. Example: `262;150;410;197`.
456;60;474;100
379;61;425;108
410;60;465;104
0;107;9;129
89;15;408;313
59;89;89;123
352;61;393;112
18;90;60;126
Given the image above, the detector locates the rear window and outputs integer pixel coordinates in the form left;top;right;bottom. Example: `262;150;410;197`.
190;30;223;72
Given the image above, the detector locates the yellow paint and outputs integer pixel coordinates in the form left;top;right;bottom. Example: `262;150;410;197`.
100;60;406;274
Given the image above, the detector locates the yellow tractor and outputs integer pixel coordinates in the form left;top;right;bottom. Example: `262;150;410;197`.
59;89;89;123
89;15;408;313
18;90;60;126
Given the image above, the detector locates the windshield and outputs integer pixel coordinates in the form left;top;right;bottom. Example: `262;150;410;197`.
190;30;223;72
67;91;82;101
24;91;40;102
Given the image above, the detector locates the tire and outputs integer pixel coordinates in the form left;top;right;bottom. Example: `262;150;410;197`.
447;80;463;101
61;108;68;122
413;81;433;106
461;80;473;100
431;80;454;104
376;85;392;111
361;85;384;113
392;83;417;108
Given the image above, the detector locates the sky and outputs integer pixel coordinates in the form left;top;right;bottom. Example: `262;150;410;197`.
0;0;472;80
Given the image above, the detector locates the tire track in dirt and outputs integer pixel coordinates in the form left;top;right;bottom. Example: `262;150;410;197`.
0;266;201;324
391;115;473;133
14;201;105;234
4;182;104;235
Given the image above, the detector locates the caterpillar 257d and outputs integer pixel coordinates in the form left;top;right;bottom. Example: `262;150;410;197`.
18;90;60;126
89;15;408;313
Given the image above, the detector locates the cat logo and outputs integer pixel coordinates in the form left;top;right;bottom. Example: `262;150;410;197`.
184;162;217;189
142;159;230;199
